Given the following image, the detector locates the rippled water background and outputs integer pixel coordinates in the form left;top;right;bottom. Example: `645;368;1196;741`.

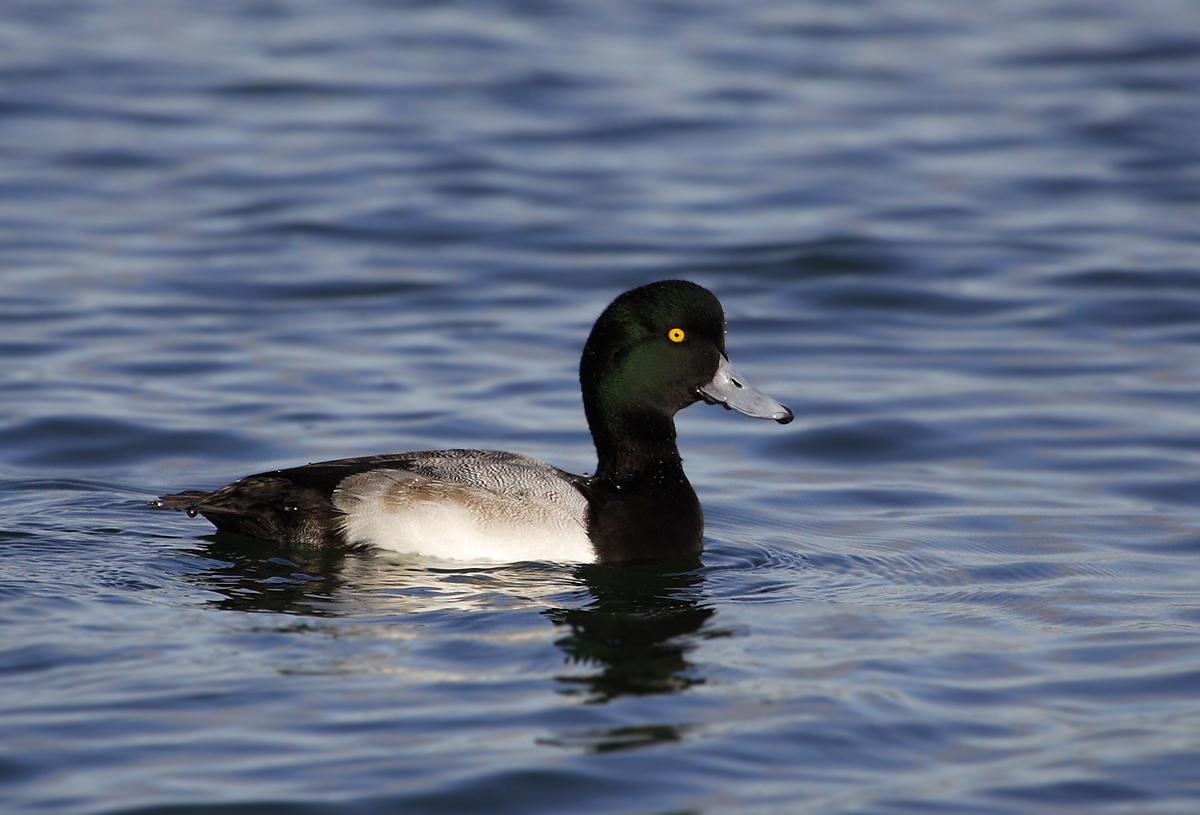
3;1;1200;812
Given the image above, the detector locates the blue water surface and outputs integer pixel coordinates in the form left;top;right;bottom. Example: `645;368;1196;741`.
3;1;1200;813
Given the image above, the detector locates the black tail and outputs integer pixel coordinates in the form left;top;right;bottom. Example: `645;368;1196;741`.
151;491;210;512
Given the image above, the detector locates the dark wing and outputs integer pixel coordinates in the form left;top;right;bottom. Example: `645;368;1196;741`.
152;453;438;546
152;450;584;547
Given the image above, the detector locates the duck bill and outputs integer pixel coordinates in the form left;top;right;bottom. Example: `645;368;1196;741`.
698;355;794;424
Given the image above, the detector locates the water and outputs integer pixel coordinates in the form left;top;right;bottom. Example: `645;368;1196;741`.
3;0;1200;812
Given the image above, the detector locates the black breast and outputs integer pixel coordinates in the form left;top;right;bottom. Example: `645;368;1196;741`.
582;471;703;563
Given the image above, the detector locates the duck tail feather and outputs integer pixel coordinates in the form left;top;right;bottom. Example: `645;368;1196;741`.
150;491;210;511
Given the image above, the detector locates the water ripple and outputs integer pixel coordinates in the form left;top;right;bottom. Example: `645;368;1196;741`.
2;0;1200;813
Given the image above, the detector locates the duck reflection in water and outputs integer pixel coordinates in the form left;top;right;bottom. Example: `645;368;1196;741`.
179;533;718;729
180;533;349;616
546;556;716;704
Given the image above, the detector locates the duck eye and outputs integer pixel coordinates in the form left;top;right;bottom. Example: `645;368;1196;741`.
668;328;686;343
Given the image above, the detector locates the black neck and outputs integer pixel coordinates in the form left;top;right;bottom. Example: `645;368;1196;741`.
589;408;683;484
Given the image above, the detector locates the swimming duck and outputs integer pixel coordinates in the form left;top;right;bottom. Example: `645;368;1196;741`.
154;280;793;563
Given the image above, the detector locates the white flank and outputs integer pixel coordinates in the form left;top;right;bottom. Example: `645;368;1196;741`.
333;469;594;563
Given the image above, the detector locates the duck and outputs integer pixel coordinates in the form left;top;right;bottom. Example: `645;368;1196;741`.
153;280;793;563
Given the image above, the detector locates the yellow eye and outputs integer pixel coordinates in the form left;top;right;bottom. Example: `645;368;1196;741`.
668;328;686;343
